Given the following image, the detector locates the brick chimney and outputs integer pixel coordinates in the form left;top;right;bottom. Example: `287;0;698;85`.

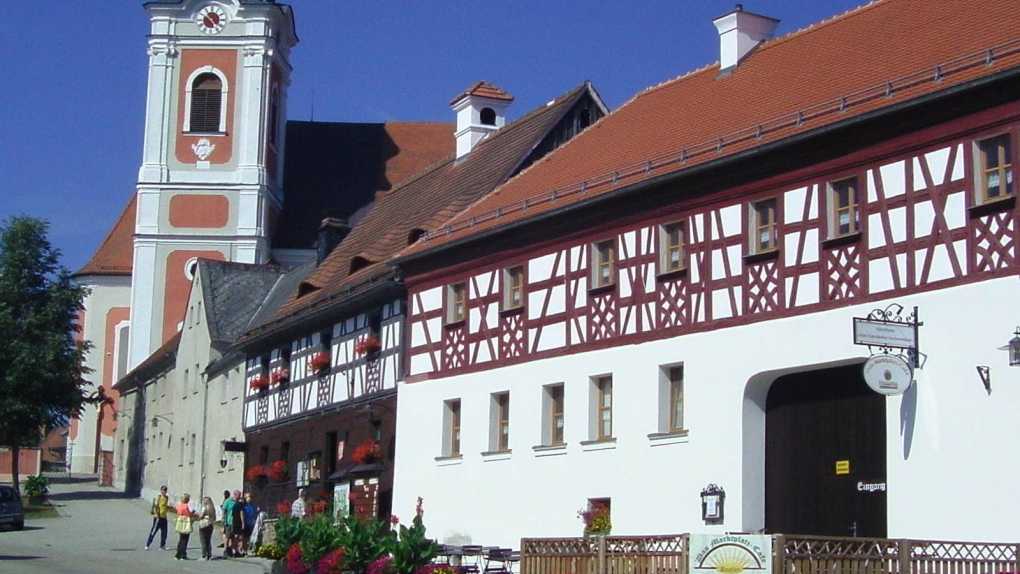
712;4;779;72
449;81;514;159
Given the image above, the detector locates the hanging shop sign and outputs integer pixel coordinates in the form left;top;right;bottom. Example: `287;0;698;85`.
862;354;913;395
853;303;922;368
690;534;772;574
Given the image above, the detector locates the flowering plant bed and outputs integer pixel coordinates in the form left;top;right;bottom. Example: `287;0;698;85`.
309;352;331;374
271;369;291;385
250;374;270;392
578;501;612;535
351;439;382;464
355;335;382;356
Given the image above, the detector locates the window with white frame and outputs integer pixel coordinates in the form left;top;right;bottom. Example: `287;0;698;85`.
542;384;565;446
442;399;462;457
591;239;616;289
502;266;524;310
446;282;467;324
658;363;686;434
828;177;860;237
749;198;777;254
590;375;613;440
489;392;510;452
658;222;686;273
976;133;1014;203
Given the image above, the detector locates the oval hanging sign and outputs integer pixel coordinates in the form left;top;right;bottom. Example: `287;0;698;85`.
862;354;913;396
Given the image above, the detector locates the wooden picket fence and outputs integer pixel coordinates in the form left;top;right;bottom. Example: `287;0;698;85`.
520;535;1019;574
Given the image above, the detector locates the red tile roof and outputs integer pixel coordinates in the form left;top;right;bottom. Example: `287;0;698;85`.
273;121;454;249
449;81;514;106
407;0;1020;256
248;83;598;336
74;195;136;277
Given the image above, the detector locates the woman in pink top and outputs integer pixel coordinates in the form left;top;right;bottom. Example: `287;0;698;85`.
173;494;196;560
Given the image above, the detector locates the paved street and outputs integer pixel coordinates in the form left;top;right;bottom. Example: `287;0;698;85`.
0;476;269;574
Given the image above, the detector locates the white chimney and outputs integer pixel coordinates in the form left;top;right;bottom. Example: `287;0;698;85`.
450;81;514;159
712;4;779;72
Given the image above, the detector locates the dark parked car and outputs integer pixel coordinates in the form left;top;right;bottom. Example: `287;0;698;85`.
0;485;24;530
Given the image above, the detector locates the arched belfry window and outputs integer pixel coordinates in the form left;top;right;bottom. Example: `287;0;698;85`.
480;107;497;126
183;66;229;133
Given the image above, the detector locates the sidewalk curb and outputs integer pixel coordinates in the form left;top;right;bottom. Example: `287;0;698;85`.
233;557;274;573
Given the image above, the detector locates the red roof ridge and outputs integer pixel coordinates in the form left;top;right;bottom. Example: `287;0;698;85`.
449;81;515;106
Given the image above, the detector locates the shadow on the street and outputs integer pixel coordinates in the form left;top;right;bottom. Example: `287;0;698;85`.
0;555;44;560
48;490;132;501
46;475;98;485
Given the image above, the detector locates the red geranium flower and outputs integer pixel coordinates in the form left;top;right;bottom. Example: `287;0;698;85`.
355;335;382;355
309;352;331;373
271;369;290;385
276;500;292;515
351;439;381;464
318;548;345;574
268;459;288;481
245;465;267;482
286;543;309;574
249;374;269;391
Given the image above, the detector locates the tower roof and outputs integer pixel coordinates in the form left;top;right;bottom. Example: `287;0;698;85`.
449;81;515;106
73;195;136;278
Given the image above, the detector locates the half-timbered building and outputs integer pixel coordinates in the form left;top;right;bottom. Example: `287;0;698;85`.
393;0;1020;547
238;81;607;517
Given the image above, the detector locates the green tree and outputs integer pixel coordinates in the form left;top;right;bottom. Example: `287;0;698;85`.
0;217;92;495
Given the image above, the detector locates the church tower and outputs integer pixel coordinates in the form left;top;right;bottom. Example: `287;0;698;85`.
129;0;297;366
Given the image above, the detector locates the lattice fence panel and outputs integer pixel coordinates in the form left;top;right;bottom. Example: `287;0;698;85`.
909;540;1018;574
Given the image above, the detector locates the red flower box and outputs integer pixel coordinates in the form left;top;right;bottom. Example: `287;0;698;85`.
308;352;331;373
355;335;382;356
276;500;292;515
350;439;381;464
245;465;267;482
267;459;288;481
271;369;290;385
249;374;269;392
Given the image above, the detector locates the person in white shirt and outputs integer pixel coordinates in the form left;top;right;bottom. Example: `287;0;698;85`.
290;488;306;518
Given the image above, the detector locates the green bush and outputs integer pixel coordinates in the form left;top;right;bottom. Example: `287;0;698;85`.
24;475;48;499
390;499;440;574
273;514;304;550
337;514;394;573
299;513;344;566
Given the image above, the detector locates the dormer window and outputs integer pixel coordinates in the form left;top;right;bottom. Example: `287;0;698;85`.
350;256;371;275
189;73;223;133
480;107;497;126
407;228;427;245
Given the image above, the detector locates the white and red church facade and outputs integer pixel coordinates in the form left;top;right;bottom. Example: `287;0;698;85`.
393;2;1020;548
71;0;297;475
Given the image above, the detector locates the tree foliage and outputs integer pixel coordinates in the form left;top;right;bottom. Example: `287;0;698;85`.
0;217;93;493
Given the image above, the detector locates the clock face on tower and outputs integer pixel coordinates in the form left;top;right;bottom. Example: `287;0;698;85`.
196;5;227;35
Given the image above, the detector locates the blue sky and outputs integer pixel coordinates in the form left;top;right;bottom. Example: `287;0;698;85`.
0;0;864;272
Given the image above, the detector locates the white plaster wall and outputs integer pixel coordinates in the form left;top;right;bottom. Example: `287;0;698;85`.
72;275;132;473
393;277;1020;549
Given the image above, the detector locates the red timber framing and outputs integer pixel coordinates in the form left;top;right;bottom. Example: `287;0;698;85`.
242;301;403;431
405;102;1020;380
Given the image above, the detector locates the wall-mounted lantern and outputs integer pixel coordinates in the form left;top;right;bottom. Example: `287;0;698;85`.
1009;328;1020;366
700;483;725;524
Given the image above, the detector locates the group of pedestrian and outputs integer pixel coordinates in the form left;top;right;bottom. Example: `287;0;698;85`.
222;489;259;558
144;485;260;561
